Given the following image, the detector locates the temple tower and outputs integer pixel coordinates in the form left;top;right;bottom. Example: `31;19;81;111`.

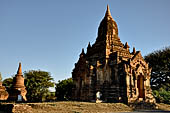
72;5;155;104
8;63;27;101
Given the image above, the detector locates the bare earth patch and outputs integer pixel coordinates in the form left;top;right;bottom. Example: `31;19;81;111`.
156;103;170;111
1;102;170;113
29;101;133;113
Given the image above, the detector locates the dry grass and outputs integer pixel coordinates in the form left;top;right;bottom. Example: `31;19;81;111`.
1;101;170;113
28;101;133;113
156;103;170;111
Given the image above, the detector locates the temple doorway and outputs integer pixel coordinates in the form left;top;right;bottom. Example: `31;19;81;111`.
17;94;22;101
137;75;145;98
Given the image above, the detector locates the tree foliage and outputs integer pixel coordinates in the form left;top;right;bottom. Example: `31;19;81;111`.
3;78;13;92
55;78;73;101
45;92;56;102
153;86;170;104
24;70;55;102
144;47;170;104
145;47;170;90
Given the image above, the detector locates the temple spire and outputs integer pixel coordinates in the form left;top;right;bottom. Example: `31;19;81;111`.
124;42;130;49
80;48;85;57
105;5;111;17
88;42;91;48
132;47;136;54
17;62;22;75
82;48;85;54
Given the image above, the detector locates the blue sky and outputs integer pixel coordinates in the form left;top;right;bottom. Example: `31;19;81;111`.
0;0;170;82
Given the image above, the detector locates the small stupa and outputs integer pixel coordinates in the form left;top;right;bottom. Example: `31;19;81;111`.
8;63;27;101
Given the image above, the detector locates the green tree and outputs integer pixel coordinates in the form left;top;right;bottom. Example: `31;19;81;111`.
3;78;13;92
145;46;170;104
45;92;56;101
153;86;170;104
55;78;73;101
24;70;55;102
145;47;170;90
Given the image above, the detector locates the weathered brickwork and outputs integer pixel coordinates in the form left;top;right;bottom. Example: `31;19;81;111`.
72;5;155;104
0;81;8;100
8;63;27;101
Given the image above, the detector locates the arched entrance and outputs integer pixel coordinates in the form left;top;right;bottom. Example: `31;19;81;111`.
137;75;145;98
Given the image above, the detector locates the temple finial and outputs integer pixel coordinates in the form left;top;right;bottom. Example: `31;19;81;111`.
88;42;91;48
105;5;111;17
80;48;85;57
124;42;130;49
17;62;22;75
82;48;84;54
133;47;136;54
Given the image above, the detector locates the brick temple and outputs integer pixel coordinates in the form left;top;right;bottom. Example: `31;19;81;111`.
72;5;155;104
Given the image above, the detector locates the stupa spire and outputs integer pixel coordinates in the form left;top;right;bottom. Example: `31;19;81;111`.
105;5;112;17
88;42;91;48
132;47;136;54
124;42;130;48
80;48;85;57
82;48;85;54
17;62;22;75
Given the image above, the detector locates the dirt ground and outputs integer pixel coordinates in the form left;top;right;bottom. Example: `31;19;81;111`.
155;103;170;111
0;102;170;113
29;101;133;113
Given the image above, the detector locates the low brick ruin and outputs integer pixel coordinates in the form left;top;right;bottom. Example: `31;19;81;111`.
0;81;8;100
